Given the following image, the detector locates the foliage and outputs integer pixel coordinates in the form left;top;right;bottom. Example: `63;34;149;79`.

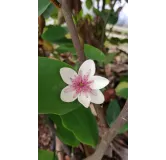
42;25;68;43
115;81;128;99
84;44;106;62
106;99;121;127
38;149;58;160
38;0;128;158
49;114;80;146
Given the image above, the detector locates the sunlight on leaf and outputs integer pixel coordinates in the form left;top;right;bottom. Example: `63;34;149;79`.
115;82;128;99
38;0;50;16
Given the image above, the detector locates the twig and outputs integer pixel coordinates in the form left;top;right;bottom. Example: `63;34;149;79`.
101;0;118;48
56;137;64;160
95;104;107;128
102;0;106;11
101;10;111;48
60;0;86;64
116;47;128;55
84;100;128;160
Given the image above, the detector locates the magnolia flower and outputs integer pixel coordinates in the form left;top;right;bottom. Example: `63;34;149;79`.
60;60;109;108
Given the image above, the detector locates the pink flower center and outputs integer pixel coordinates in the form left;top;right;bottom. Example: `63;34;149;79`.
71;74;93;95
64;71;94;98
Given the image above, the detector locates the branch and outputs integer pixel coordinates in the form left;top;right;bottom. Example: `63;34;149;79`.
59;2;128;160
60;0;86;64
101;0;118;48
102;0;106;11
84;100;128;160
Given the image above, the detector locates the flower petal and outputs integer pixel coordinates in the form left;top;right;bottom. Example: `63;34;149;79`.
90;76;109;89
90;89;105;104
78;93;91;108
60;68;77;85
60;86;78;102
78;60;95;77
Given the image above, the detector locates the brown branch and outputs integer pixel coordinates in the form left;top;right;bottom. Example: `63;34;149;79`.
84;100;128;160
60;0;86;64
58;2;128;160
50;0;61;8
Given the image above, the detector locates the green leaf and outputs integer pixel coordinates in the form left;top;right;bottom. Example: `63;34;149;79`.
56;44;76;55
54;38;72;45
73;62;79;71
116;82;128;90
38;0;50;16
43;4;55;19
116;88;128;99
61;107;98;147
50;7;58;18
106;100;121;127
109;37;121;45
120;38;128;44
38;149;57;160
115;82;128;99
38;57;82;115
99;9;118;24
120;76;128;82
104;53;116;64
106;0;111;4
93;8;101;16
84;44;105;62
42;26;68;43
49;114;80;146
107;11;118;25
76;9;83;21
86;0;93;9
118;123;128;134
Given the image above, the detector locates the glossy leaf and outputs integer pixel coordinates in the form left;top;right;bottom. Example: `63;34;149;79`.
38;57;82;115
61;107;98;147
49;114;80;146
115;82;128;99
106;100;121;127
84;44;105;62
43;4;55;19
42;26;68;43
38;149;57;160
38;0;50;16
56;44;76;55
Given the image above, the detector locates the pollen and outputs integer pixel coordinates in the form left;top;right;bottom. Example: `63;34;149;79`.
79;82;84;87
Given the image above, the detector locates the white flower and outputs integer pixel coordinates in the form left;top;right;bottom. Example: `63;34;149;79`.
60;60;109;108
